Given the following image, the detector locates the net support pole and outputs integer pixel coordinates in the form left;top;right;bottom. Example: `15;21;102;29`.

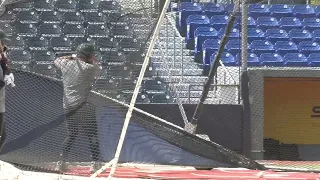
96;0;171;179
240;0;252;159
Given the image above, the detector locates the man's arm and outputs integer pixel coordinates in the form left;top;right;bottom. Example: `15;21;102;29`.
54;56;73;70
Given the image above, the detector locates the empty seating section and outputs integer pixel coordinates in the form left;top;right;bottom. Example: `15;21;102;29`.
178;2;320;68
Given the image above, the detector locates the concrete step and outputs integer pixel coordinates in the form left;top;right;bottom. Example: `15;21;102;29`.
174;90;216;98
154;42;186;49
155;68;203;76
153;49;191;56
152;62;199;69
177;97;219;104
151;55;195;62
159;75;207;83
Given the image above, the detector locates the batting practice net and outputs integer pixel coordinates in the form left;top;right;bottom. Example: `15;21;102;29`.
2;0;320;179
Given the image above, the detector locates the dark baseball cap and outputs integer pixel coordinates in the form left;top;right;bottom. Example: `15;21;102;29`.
0;29;10;42
76;43;95;58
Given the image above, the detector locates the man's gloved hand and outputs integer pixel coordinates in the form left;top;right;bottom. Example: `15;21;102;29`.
4;73;15;87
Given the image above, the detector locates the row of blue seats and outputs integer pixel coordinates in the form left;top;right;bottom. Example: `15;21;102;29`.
192;27;320;52
183;14;320;39
179;3;320;20
202;40;320;65
205;52;320;68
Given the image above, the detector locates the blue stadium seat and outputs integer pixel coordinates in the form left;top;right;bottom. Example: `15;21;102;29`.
224;4;235;14
266;29;289;43
111;24;134;38
55;0;78;12
7;50;32;71
0;10;15;23
248;4;270;19
62;12;85;24
203;3;225;18
25;37;49;51
102;51;127;64
0;22;14;36
308;53;320;66
77;0;99;12
178;3;202;36
315;6;320;17
119;37;141;53
292;4;315;19
63;24;86;38
107;64;133;78
34;0;54;11
96;37;119;51
83;12;107;24
312;29;320;43
236;53;260;66
256;17;279;32
11;1;34;12
289;29;312;44
260;53;283;67
269;4;293;19
33;50;56;62
249;40;274;56
186;15;210;49
6;36;25;50
15;23;37;37
225;39;242;55
142;79;167;91
275;41;298;56
283;53;309;67
150;93;173;104
302;18;320;32
248;28;265;43
299;41;320;56
202;39;220;67
40;11;61;24
279;17;303;32
16;11;40;24
39;23;62;37
210;15;230;31
50;36;73;52
210;52;238;66
87;24;109;38
98;0;121;13
194;27;218;62
218;28;240;40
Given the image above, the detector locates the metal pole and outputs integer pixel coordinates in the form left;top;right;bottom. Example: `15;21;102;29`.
241;0;248;73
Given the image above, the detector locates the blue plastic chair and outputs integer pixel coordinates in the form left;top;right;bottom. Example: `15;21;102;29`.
249;4;270;19
299;41;320;56
260;53;284;67
248;28;265;43
269;4;293;19
210;52;238;66
202;39;220;67
186;15;210;49
249;40;275;56
314;6;320;18
308;53;320;66
283;53;309;67
275;41;298;56
218;28;240;40
256;16;279;32
279;17;303;32
292;4;315;19
302;18;320;32
194;27;218;59
289;29;313;44
226;39;242;55
236;53;260;67
203;3;225;18
312;29;320;43
266;29;289;44
210;15;230;31
178;3;202;36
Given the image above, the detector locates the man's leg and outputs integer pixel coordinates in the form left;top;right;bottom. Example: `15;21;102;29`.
0;113;5;152
56;108;80;172
85;104;100;172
